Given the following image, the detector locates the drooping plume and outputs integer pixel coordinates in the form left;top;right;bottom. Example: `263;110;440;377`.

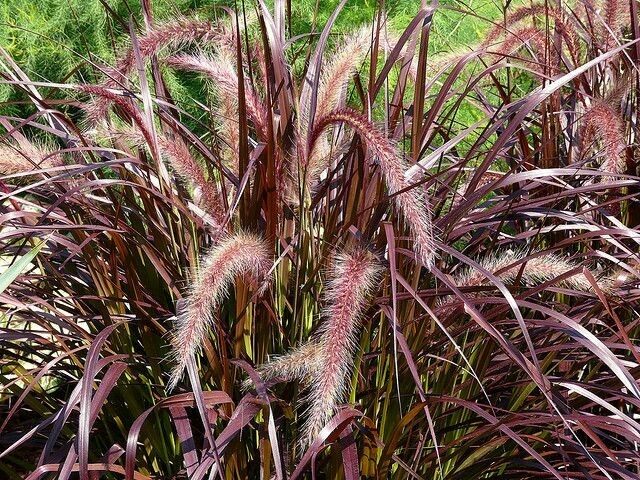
302;25;371;133
302;248;380;447
488;27;558;76
166;53;268;140
482;5;580;65
438;250;613;313
295;26;371;196
154;136;225;227
168;232;271;390
311;109;436;268
0;142;64;179
483;6;578;48
80;85;155;149
88;17;230;123
104;126;225;231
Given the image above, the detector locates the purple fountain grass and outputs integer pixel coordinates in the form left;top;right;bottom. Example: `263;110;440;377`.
168;232;271;390
305;26;371;130
166;53;268;140
89;17;231;123
218;90;240;171
601;0;628;50
488;27;562;75
507;253;611;292
242;341;323;391
439;250;613;313
580;101;627;177
301;248;380;448
312;109;436;269
295;26;371;195
154;136;225;227
482;4;580;64
105;126;226;230
80;85;155;150
5;4;640;477
0;142;64;178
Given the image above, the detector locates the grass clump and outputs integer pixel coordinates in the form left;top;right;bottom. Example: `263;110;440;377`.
1;1;639;479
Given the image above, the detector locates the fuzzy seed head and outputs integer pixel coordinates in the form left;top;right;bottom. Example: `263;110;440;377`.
168;232;271;390
301;248;380;448
167;54;268;140
482;5;580;65
313;26;370;128
580;101;626;177
108;126;225;230
292;26;371;202
311;109;436;268
242;341;323;392
0;142;64;179
439;250;612;314
88;18;228;123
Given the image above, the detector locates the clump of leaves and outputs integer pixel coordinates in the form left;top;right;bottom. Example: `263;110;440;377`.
1;1;640;479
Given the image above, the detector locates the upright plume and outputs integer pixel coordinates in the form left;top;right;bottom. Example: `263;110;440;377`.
580;101;627;178
295;26;371;197
168;232;271;390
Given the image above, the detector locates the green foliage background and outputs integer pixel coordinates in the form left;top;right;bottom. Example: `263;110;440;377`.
0;0;506;116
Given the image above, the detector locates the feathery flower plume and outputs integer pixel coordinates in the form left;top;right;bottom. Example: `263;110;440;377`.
249;38;269;96
89;18;229;122
241;341;323;391
312;109;436;268
482;5;580;64
600;0;629;50
313;26;370;128
290;26;371;204
80;85;155;149
105;126;225;230
168;232;271;390
155;137;224;226
0;142;64;178
302;248;380;447
493;26;545;55
218;90;240;171
166;53;268;139
580;101;626;177
507;254;608;292
487;27;563;76
438;250;612;313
